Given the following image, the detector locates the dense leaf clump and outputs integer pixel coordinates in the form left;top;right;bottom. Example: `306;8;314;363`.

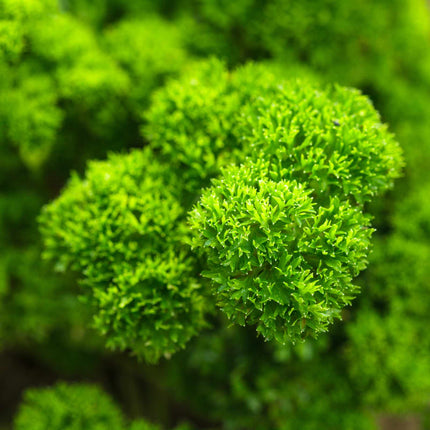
191;163;372;342
236;80;402;205
144;59;243;192
14;383;125;430
40;149;207;362
146;61;402;203
14;382;188;430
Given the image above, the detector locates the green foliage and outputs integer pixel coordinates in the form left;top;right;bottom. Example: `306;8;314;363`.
179;0;430;87
257;0;430;85
347;234;430;411
63;0;175;28
39;149;207;362
190;163;372;343
0;0;131;170
28;12;130;142
14;383;126;430
379;81;430;186
0;248;90;347
1;0;192;174
166;323;376;430
236;83;401;206
2;0;430;427
0;67;63;168
145;60;402;203
13;382;193;430
0;0;56;61
144;59;317;193
144;59;242;192
129;420;193;430
129;420;161;430
347;305;430;411
41;58;402;355
0;0;141;356
103;17;187;116
392;182;430;241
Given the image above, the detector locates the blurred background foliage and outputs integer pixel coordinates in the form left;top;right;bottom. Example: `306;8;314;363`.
1;0;430;429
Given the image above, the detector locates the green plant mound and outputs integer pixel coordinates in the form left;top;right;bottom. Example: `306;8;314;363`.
144;59;243;192
14;381;192;430
39;149;207;362
14;383;125;430
144;60;305;193
145;61;403;204
0;67;63;168
236;79;402;205
190;163;372;343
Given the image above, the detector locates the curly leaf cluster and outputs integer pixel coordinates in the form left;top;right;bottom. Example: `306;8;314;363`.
144;59;243;192
13;382;192;430
237;79;402;205
145;61;402;203
40;149;207;362
190;163;373;342
14;383;125;430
